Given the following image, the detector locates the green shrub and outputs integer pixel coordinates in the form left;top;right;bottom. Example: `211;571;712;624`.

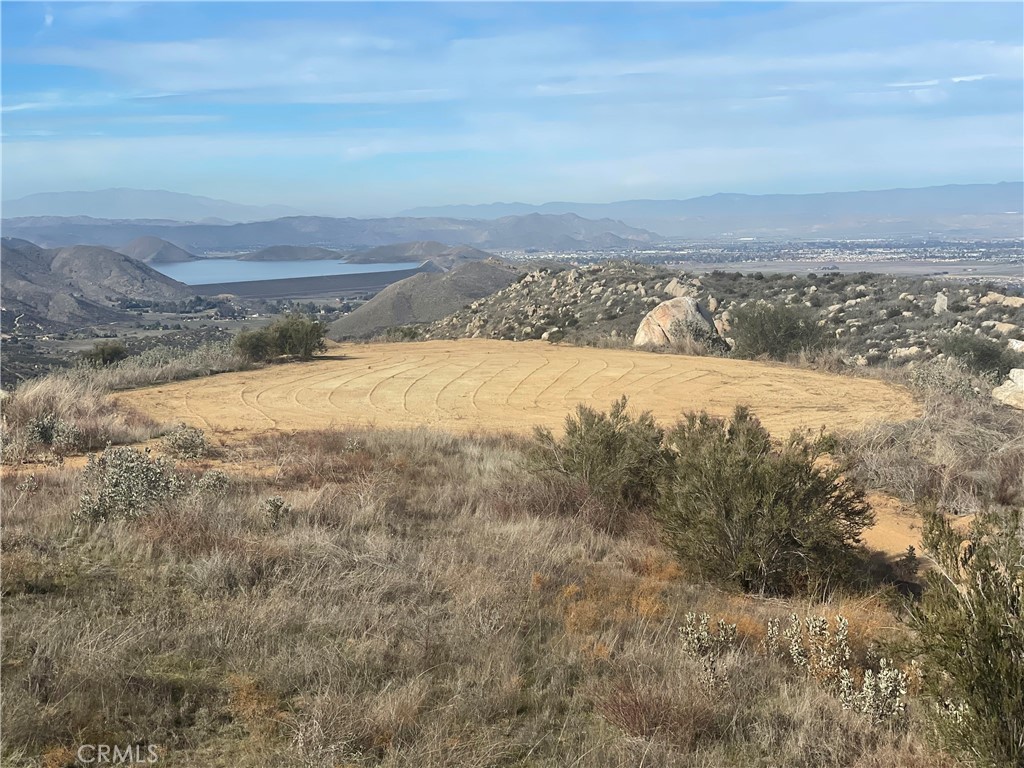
384;325;422;341
532;396;669;526
233;314;327;362
161;424;211;460
269;313;328;359
909;507;1024;767
81;341;129;367
25;413;83;456
731;302;829;360
78;446;180;522
657;407;873;596
233;328;275;363
77;445;227;522
941;333;1024;380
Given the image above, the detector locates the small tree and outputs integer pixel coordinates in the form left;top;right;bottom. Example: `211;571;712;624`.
232;314;327;362
909;507;1023;767
81;341;129;367
657;407;872;596
270;314;327;359
732;302;829;360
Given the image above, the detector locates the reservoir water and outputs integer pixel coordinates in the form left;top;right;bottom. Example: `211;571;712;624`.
152;259;425;286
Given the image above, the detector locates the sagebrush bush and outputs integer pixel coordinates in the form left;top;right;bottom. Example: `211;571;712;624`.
25;413;83;456
532;396;669;529
161;424;211;460
909;507;1024;766
731;301;830;360
78;446;180;522
658;407;873;596
667;318;730;356
77;445;227;522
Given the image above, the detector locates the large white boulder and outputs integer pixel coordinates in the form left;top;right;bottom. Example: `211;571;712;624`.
633;297;718;348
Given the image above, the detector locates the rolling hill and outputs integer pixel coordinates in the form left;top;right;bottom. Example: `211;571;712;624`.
328;260;521;339
1;237;190;332
117;236;199;264
345;241;496;270
235;245;345;261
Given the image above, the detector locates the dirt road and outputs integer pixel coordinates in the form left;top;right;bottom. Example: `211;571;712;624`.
118;340;918;438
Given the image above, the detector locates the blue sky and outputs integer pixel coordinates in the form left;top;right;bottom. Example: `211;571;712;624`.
2;2;1022;216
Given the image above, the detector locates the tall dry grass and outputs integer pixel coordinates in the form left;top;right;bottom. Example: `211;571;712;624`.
1;343;250;464
1;427;952;767
839;359;1024;515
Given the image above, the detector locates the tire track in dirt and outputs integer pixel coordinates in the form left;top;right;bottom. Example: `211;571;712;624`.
118;340;920;439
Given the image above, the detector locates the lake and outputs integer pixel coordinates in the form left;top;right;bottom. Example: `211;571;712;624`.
152;259;425;286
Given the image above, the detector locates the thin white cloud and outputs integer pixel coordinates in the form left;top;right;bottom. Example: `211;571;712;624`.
886;80;941;88
951;74;991;83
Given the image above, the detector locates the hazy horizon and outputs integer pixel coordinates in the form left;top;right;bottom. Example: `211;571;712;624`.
2;2;1022;217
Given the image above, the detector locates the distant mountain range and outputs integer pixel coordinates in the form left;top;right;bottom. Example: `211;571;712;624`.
2;188;301;223
1;237;189;332
0;213;655;253
402;182;1024;238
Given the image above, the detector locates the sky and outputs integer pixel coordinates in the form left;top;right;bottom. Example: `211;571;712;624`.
1;1;1022;216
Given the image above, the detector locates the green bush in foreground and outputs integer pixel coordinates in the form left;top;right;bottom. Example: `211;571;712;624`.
909;507;1024;767
731;301;830;360
532;396;669;523
657;407;873;596
233;314;327;362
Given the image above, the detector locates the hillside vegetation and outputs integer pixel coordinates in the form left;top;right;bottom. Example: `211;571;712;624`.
425;262;1024;372
329;261;521;339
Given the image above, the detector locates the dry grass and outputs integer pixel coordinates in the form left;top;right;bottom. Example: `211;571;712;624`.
839;385;1024;516
1;426;953;767
1;343;250;465
0;375;162;463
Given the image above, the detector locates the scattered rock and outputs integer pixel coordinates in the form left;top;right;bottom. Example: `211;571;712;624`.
663;277;692;299
993;368;1024;410
933;293;948;314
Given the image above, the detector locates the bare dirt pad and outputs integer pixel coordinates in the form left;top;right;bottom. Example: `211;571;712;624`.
119;340;918;438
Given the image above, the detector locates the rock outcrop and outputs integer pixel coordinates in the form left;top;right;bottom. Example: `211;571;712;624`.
633;297;718;348
993;368;1024;410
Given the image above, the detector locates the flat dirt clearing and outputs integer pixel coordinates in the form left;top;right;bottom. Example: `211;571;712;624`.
120;340;918;438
